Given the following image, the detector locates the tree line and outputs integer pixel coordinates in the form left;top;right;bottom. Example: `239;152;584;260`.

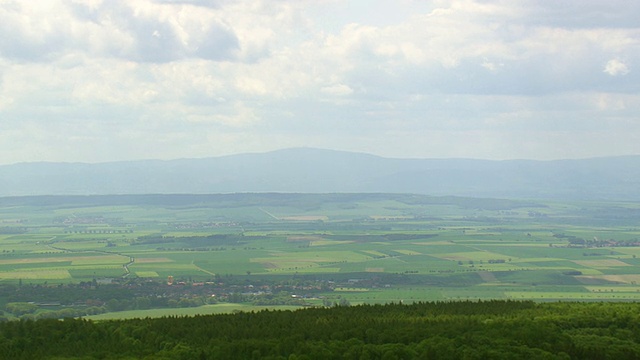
1;300;640;359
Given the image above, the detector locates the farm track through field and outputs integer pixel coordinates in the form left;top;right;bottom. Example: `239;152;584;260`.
46;236;134;278
259;208;280;220
122;257;134;278
191;261;216;276
392;256;408;264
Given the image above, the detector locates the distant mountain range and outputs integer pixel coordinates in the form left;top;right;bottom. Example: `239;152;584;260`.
1;148;639;200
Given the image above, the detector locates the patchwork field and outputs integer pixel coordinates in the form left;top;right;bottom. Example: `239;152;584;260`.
2;193;640;311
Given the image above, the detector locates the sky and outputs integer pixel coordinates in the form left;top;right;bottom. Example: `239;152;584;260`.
0;0;638;164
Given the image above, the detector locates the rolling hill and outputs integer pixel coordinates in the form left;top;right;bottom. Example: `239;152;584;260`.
1;148;639;200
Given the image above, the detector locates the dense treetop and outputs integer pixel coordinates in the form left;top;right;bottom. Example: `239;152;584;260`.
1;300;640;359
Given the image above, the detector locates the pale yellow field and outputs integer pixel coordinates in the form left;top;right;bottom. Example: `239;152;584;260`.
135;271;159;277
134;257;174;264
478;271;498;282
362;250;387;257
573;259;631;268
0;254;127;266
290;267;341;273
71;255;129;265
411;241;456;246
287;235;325;242
70;265;122;270
252;251;371;267
577;274;640;284
477;243;553;247
0;269;71;280
280;215;328;221
258;260;320;269
436;251;508;262
394;249;421;255
511;257;563;263
309;240;355;246
0;257;70;265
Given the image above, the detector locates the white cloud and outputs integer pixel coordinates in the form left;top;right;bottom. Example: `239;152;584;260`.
481;60;504;72
320;84;353;96
604;59;630;76
0;0;639;164
0;0;243;63
184;101;260;127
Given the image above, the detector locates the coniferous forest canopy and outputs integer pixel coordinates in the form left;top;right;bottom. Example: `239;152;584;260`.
2;300;640;359
2;193;640;358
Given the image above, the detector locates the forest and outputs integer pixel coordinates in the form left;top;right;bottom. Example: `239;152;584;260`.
1;300;640;359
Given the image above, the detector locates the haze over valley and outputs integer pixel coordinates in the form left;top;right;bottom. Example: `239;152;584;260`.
2;148;640;200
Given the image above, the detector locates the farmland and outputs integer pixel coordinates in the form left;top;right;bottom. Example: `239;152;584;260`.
1;193;640;319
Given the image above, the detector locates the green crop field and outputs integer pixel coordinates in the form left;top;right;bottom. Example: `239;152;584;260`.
2;193;640;319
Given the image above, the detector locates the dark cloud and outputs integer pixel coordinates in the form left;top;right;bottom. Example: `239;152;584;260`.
68;2;101;23
99;1;239;63
192;24;240;61
0;1;240;63
125;16;186;62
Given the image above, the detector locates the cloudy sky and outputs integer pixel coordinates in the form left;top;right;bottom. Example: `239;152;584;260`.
0;0;638;164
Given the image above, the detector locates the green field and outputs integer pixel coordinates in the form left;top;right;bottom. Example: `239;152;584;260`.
86;304;302;320
2;193;640;318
